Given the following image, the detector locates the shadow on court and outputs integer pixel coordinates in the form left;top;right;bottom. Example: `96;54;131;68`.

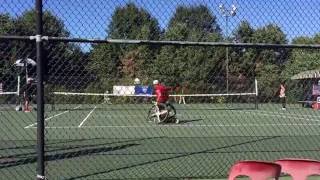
65;136;281;180
0;137;162;169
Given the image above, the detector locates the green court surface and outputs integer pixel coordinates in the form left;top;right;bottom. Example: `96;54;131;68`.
1;103;320;179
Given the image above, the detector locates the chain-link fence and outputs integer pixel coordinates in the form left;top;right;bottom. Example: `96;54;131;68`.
2;0;320;179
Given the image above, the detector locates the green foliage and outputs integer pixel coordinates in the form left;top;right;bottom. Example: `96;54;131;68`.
0;10;87;91
15;10;69;36
252;24;287;44
230;22;289;101
283;50;320;78
210;96;226;104
108;3;160;40
281;34;320;102
252;24;288;101
0;14;16;80
256;64;281;101
168;5;221;37
89;44;121;84
0;14;15;34
2;3;320;104
89;3;161;86
155;5;223;92
233;21;254;43
283;34;320;79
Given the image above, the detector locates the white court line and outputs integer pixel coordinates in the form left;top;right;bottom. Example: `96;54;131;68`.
238;111;320;122
24;105;81;129
89;111;320;122
24;111;320;129
78;106;97;127
258;110;320;119
24;108;320;129
27;123;320;129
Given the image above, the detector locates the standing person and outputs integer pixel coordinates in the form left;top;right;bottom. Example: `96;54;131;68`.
134;78;143;103
24;78;34;112
178;84;186;104
153;80;179;123
103;90;112;104
134;78;140;102
279;82;286;110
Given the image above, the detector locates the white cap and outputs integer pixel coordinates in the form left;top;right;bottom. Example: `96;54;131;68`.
134;78;140;84
27;77;34;83
153;80;159;85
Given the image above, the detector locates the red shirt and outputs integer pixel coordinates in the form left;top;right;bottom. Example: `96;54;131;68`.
154;84;172;103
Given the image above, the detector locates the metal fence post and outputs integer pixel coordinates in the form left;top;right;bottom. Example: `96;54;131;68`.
35;0;45;179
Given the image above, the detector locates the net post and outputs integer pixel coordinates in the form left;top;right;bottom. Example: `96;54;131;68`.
16;76;21;108
255;78;258;109
17;75;20;96
51;84;55;111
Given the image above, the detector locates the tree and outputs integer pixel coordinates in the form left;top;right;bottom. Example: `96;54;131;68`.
0;10;88;93
13;10;89;90
230;22;289;101
282;35;320;102
0;14;17;91
252;24;288;101
230;21;255;76
88;44;121;89
108;3;160;40
89;3;161;87
155;5;223;93
283;35;320;78
167;5;221;39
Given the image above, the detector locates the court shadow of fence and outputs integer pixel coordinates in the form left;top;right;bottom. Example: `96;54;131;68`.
65;136;280;180
0;139;140;169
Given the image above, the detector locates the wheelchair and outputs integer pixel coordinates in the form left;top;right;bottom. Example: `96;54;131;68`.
147;101;178;124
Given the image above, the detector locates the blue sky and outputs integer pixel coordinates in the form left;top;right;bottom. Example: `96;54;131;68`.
1;0;320;41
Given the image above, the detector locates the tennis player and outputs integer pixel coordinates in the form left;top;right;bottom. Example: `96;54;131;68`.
279;82;286;110
153;80;179;123
24;78;34;112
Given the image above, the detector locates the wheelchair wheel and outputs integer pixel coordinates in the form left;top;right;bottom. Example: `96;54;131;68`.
147;105;158;123
166;103;176;117
147;103;168;123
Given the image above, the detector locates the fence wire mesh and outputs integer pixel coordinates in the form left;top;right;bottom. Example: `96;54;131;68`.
1;0;320;179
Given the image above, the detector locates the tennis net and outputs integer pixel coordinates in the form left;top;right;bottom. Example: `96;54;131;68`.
0;77;21;111
51;90;258;111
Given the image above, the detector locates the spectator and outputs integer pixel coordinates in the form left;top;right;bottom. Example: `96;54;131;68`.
279;82;286;110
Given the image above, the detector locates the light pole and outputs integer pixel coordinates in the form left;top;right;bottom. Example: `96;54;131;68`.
219;3;237;93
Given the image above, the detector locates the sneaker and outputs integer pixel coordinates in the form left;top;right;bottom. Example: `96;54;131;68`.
15;105;22;111
175;119;179;124
282;107;286;110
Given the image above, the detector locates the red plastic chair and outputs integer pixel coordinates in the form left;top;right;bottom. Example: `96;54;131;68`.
275;158;320;180
228;160;281;180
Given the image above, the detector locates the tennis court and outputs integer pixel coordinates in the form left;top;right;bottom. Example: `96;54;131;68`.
2;102;320;179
